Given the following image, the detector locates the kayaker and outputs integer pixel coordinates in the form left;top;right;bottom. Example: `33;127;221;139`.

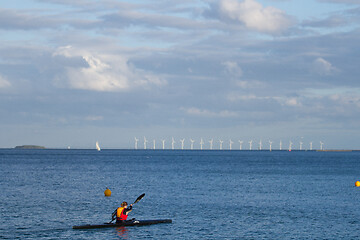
112;202;133;223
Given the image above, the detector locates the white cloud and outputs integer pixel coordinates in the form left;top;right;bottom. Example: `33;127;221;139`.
227;94;258;101
227;93;302;107
0;75;11;88
227;93;278;102
235;80;265;89
85;115;104;121
284;97;302;107
182;107;238;118
313;57;338;76
53;46;166;92
304;87;360;107
223;61;243;77
218;0;294;33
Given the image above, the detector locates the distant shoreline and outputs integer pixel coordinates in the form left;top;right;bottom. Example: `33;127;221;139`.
3;147;360;151
14;145;46;149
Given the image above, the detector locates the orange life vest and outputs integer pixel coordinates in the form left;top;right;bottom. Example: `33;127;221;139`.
116;207;128;221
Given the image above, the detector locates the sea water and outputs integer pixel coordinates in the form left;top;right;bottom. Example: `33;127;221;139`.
0;149;360;239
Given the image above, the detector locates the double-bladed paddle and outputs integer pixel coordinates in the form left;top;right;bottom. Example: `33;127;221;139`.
109;193;145;223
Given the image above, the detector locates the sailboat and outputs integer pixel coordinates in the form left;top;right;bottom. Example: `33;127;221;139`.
96;141;101;151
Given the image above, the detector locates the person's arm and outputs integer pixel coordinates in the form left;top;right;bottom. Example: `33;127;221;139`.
123;205;133;215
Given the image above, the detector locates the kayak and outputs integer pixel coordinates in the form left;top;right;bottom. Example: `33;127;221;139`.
73;219;172;229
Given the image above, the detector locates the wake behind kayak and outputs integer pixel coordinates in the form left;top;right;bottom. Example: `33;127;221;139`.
73;219;172;229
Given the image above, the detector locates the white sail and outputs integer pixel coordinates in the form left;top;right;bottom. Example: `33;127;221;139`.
96;141;101;151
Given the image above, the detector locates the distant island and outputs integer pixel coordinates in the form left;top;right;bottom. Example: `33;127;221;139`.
15;145;46;149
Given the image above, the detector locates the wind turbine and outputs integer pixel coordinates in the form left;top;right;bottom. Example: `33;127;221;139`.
309;142;313;151
289;141;293;151
269;140;273;151
249;140;253;150
299;141;303;151
229;139;234;150
162;139;165;150
259;140;262;150
209;139;214;150
219;139;223;150
279;140;282;151
320;141;324;150
200;138;204;150
180;139;185;150
134;137;139;150
172;137;175;150
144;137;148;150
239;140;243;150
190;139;195;150
153;139;156;150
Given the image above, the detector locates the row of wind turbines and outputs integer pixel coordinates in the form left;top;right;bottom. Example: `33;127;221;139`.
134;137;325;151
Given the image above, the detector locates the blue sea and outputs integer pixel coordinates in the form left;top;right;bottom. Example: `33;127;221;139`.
1;149;360;239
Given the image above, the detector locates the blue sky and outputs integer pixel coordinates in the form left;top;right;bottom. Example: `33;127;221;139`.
1;0;360;149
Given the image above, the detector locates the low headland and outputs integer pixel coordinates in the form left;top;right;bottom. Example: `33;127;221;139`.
14;145;46;149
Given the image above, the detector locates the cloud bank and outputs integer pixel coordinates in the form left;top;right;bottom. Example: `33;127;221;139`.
0;0;359;148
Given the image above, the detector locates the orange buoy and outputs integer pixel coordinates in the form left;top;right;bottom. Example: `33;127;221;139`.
104;188;112;197
355;181;360;187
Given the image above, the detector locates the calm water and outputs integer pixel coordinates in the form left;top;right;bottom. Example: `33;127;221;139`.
0;149;360;239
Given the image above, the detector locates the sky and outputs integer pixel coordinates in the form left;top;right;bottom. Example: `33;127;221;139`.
1;0;360;150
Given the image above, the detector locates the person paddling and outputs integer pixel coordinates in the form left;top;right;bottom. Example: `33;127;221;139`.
112;202;133;223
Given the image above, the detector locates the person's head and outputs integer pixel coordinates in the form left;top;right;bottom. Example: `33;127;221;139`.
121;202;128;207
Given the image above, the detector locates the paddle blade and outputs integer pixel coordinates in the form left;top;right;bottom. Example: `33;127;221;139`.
133;193;145;204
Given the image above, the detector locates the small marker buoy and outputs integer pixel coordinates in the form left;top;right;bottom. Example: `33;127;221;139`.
104;187;112;197
355;181;360;187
